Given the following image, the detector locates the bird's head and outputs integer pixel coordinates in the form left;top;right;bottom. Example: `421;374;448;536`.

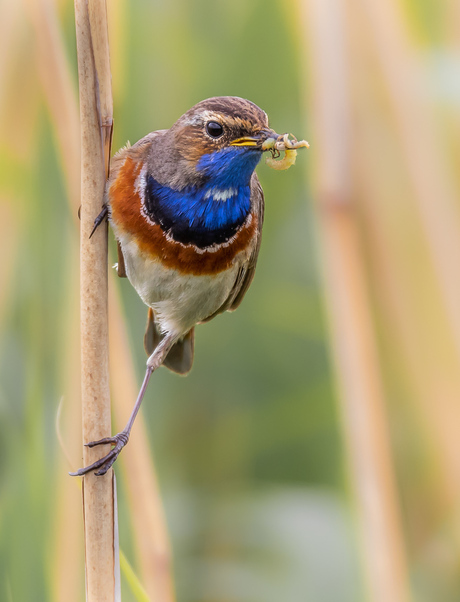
163;96;282;190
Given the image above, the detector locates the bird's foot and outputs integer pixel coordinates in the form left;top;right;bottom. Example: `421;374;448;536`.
69;431;129;477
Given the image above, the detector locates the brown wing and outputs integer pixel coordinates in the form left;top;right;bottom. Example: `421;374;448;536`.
106;131;167;278
200;172;265;323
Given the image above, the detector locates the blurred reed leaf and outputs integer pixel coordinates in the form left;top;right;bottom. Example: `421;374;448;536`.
120;550;151;602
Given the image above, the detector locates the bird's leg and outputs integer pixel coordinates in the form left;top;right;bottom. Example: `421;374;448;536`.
70;332;178;477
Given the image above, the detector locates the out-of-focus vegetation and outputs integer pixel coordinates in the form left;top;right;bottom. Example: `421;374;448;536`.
1;0;460;600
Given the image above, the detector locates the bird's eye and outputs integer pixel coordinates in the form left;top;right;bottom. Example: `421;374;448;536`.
206;121;224;139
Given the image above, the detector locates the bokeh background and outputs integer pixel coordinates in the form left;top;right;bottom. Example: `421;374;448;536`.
1;0;460;600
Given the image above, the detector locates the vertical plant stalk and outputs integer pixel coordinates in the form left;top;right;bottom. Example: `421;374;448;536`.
75;0;116;600
87;0;113;175
32;0;175;594
351;74;460;552
53;249;85;602
358;0;460;365
298;1;411;601
109;283;176;602
351;0;460;553
24;0;81;210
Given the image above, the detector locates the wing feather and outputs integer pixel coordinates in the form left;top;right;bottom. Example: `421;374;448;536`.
107;130;167;278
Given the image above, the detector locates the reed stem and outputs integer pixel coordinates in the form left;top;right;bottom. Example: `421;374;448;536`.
298;1;412;600
109;283;176;601
75;0;116;599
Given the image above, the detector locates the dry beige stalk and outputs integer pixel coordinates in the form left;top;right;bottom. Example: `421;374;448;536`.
351;65;460;556
298;1;411;601
32;0;174;595
357;0;460;367
75;0;116;599
109;282;176;602
0;0;40;159
87;0;113;175
351;0;460;554
52;244;85;602
25;0;81;210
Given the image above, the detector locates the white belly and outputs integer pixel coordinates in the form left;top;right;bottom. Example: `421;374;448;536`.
119;237;241;336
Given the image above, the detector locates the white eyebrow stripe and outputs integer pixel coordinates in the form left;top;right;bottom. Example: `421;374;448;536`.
204;187;238;201
183;110;221;126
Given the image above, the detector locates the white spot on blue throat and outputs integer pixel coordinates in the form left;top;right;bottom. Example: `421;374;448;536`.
204;187;237;201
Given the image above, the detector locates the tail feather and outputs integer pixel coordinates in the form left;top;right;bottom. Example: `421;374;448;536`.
144;308;194;375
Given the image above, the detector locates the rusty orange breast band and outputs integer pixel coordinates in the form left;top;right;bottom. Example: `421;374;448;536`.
108;157;258;276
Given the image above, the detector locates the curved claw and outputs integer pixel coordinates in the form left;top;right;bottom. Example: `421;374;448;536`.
69;432;129;477
85;435;120;448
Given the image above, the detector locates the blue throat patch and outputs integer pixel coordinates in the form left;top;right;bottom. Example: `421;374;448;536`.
196;146;262;188
144;147;262;248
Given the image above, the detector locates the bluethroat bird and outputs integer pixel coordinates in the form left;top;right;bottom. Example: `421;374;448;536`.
71;96;308;476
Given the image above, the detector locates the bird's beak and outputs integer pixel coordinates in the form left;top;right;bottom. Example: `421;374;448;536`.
230;129;282;150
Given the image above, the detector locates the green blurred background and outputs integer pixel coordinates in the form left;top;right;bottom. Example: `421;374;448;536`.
1;0;460;600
